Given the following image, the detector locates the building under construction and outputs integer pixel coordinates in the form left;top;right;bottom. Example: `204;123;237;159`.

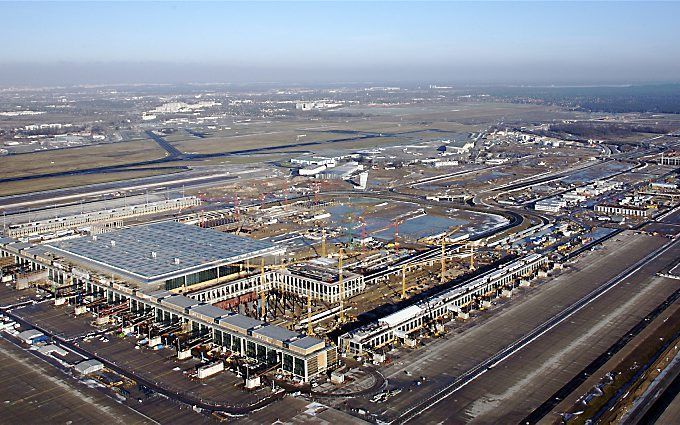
0;221;337;382
339;253;548;355
5;196;201;240
275;258;365;303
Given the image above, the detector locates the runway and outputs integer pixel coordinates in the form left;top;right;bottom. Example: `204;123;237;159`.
401;236;680;424
347;232;680;424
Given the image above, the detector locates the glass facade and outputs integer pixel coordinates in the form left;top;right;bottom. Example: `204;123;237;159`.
186;268;218;286
165;276;184;290
294;358;305;376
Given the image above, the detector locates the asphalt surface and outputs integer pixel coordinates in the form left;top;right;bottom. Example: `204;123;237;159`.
651;378;680;424
403;236;680;424
0;337;156;425
0;169;236;212
343;231;676;423
8;302;281;414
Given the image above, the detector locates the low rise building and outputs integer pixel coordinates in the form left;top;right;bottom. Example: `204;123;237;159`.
534;198;567;213
5;197;201;240
17;329;47;345
594;204;653;218
74;359;104;375
660;152;680;166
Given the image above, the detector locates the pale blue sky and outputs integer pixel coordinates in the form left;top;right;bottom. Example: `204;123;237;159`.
1;1;679;85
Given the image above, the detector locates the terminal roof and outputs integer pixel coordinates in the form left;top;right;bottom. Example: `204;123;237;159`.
161;295;199;311
142;289;174;302
218;314;265;333
289;335;324;350
252;325;299;343
189;303;228;320
47;221;277;283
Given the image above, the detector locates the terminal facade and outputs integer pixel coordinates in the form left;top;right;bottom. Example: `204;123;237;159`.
0;222;337;382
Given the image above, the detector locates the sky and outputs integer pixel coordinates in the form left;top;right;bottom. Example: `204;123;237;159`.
1;1;680;86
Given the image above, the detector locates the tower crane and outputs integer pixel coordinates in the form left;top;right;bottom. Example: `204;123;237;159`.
421;225;463;283
338;248;346;323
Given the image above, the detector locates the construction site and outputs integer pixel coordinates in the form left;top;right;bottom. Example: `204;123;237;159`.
0;168;522;391
1;83;679;423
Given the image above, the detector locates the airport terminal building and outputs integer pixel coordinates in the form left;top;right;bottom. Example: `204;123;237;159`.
0;221;337;382
339;253;548;355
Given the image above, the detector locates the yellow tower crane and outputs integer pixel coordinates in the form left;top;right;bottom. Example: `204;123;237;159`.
469;242;476;271
398;252;461;301
440;238;446;283
338;248;345;323
422;226;462;283
260;258;267;320
306;292;314;335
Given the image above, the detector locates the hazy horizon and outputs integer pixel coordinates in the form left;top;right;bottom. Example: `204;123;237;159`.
2;1;680;87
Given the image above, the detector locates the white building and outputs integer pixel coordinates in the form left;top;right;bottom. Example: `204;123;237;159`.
298;164;328;176
433;160;459;168
74;359;104;375
275;258;365;303
291;156;339;167
661;152;680;166
318;162;362;180
594;204;653;218
534;198;567;213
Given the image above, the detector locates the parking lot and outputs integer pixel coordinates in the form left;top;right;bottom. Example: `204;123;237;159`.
11;300;277;409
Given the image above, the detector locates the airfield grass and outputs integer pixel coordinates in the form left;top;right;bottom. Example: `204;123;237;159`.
0;139;166;180
0;102;583;196
0;168;179;197
168;120;483;156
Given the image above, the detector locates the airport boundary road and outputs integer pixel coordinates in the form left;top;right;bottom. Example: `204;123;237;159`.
396;236;680;424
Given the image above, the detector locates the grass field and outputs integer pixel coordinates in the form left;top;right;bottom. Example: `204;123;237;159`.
0;139;166;179
0;168;179;197
0;102;583;197
167;118;485;156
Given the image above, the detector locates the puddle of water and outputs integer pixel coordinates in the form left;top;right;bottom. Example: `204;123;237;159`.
562;162;630;184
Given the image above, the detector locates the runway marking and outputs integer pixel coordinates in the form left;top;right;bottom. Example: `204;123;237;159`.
397;237;679;424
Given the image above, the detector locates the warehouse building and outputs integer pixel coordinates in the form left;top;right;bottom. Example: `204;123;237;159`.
594;204;653;218
74;359;104;375
534;198;566;213
5;197;201;239
18;329;48;345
